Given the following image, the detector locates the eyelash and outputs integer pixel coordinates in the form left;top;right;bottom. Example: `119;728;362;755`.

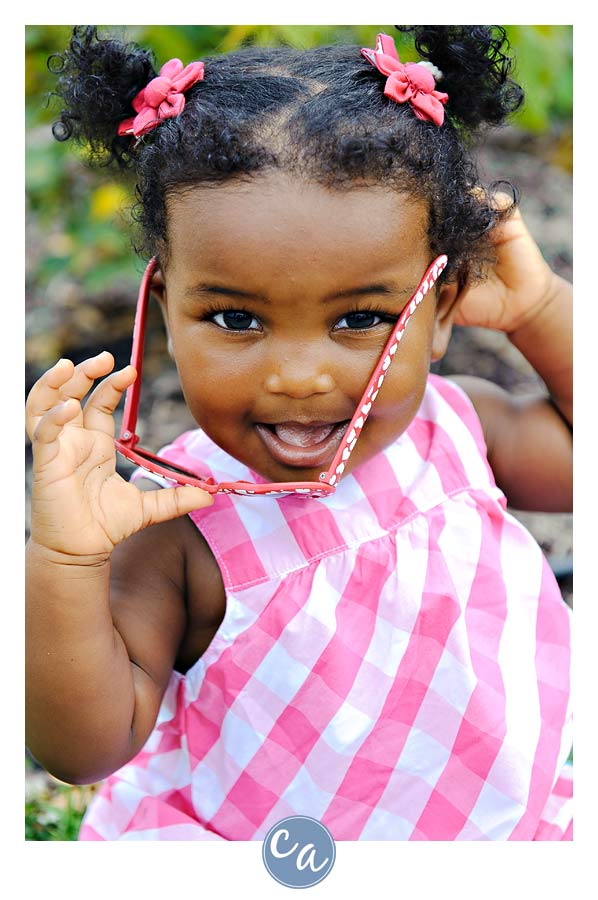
335;304;398;331
202;303;398;332
208;307;261;331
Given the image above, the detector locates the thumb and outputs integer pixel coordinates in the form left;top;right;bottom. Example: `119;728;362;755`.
140;484;214;528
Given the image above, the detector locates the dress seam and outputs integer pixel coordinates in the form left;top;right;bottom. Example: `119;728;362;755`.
198;481;502;591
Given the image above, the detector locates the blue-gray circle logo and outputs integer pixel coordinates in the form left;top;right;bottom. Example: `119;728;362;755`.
262;816;336;888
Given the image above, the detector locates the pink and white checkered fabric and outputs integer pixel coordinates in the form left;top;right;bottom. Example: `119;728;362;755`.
79;375;572;841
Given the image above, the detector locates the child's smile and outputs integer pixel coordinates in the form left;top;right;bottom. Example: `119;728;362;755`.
155;172;457;484
254;419;351;470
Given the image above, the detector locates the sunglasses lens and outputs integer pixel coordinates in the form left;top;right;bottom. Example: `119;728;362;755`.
118;443;212;484
138;454;200;478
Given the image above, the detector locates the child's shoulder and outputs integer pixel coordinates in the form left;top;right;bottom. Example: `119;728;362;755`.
441;372;573;513
423;373;489;450
427;371;479;412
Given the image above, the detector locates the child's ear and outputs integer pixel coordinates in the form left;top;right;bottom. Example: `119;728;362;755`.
150;267;166;305
150;268;175;359
431;280;462;361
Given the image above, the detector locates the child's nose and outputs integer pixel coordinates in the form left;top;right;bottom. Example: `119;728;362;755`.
264;353;336;399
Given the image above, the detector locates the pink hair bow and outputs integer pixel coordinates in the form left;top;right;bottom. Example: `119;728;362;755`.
361;33;448;126
118;58;205;138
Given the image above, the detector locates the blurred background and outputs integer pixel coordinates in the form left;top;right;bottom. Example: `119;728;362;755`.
25;24;572;839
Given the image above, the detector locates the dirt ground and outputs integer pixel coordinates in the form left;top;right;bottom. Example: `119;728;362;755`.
25;125;573;604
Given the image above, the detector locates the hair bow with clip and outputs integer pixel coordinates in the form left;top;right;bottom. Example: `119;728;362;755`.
361;33;448;126
118;58;205;139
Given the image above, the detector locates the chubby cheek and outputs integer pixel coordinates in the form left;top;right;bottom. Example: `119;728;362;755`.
353;370;427;465
178;368;248;432
349;327;433;465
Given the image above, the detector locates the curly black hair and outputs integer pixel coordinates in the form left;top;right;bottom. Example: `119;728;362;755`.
49;25;524;284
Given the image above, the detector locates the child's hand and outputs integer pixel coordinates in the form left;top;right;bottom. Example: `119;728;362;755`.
454;193;562;335
26;352;212;561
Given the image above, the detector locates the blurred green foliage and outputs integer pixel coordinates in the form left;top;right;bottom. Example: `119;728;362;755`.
25;754;98;841
26;25;572;301
25;783;94;840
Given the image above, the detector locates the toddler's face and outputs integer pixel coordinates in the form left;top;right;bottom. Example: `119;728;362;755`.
155;172;458;484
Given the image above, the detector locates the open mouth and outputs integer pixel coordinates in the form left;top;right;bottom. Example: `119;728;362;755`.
254;420;350;468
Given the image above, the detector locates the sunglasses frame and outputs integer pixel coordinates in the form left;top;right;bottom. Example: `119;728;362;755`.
115;253;448;497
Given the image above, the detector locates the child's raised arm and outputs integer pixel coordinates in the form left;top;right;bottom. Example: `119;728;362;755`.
25;352;212;783
451;197;572;512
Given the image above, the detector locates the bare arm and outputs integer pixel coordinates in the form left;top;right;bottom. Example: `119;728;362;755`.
450;198;572;511
26;520;189;784
25;353;212;783
508;273;572;427
452;374;572;512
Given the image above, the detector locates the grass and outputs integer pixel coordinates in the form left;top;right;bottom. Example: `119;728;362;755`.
25;755;98;841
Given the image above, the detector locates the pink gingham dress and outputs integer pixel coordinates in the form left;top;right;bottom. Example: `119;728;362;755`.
79;375;572;841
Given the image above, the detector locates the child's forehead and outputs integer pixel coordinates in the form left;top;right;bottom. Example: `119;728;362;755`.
165;172;431;283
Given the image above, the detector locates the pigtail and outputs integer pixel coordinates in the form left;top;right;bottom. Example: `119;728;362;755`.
390;25;524;279
49;25;156;168
395;26;524;130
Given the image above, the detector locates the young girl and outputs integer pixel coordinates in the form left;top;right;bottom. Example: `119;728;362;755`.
26;25;572;841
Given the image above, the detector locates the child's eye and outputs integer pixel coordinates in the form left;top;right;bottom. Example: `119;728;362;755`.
211;310;261;331
334;310;391;330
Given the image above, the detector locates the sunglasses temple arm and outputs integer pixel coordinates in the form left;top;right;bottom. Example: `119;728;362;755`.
321;255;448;487
119;257;158;445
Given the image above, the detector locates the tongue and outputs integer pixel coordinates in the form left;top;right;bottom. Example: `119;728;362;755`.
274;422;335;447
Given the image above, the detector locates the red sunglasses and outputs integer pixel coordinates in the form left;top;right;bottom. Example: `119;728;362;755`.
115;254;448;497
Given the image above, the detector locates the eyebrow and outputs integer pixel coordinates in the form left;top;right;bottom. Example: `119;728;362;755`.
187;284;266;302
327;284;413;302
186;282;414;304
